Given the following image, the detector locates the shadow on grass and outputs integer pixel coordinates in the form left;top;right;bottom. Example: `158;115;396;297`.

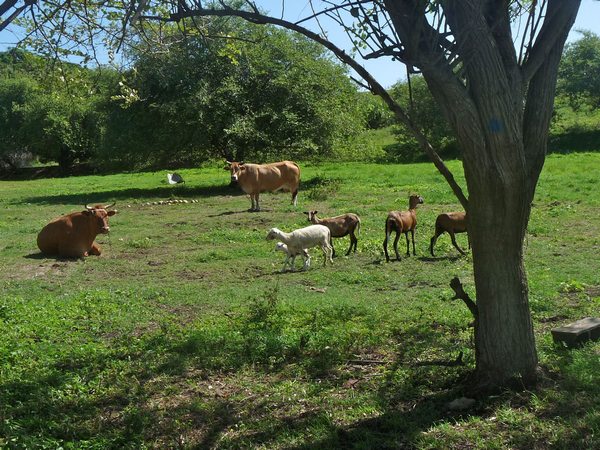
23;252;47;260
3;301;597;448
16;184;238;206
23;252;84;262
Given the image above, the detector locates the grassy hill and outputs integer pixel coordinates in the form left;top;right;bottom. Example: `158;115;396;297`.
1;154;599;448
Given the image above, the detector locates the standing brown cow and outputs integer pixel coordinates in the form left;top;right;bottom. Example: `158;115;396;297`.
37;204;117;258
225;160;300;211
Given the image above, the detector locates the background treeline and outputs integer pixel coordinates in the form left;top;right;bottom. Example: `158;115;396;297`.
1;22;599;174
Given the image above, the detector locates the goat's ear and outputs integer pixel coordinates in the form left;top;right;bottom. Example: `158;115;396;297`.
314;210;318;215
108;210;117;216
239;161;245;165
303;211;309;215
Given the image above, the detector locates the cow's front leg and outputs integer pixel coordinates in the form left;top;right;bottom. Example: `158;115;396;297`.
89;242;102;256
250;194;260;211
254;193;261;212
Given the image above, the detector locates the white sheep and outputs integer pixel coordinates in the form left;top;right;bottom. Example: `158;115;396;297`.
275;242;311;271
266;225;333;271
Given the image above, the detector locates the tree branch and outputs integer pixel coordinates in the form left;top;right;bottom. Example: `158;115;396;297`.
522;0;581;194
450;276;478;319
521;0;581;84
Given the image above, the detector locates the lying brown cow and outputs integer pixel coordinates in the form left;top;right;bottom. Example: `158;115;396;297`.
37;204;117;258
225;160;300;211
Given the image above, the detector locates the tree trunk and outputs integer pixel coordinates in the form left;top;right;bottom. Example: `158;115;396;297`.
467;173;538;386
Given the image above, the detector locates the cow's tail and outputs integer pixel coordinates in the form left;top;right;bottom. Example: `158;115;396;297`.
291;161;300;206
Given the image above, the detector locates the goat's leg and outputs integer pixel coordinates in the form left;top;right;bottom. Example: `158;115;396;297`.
322;243;333;266
346;233;355;256
430;231;440;256
302;252;311;270
383;232;391;262
450;231;466;255
393;232;401;261
281;255;290;272
330;237;336;258
289;254;296;271
410;229;416;256
292;189;298;206
351;232;358;254
404;232;410;257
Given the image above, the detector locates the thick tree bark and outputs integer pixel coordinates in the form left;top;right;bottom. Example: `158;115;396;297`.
468;174;538;385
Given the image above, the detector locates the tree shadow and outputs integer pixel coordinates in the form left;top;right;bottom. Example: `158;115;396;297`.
16;184;238;206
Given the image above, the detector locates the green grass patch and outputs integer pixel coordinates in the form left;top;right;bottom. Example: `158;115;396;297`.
1;154;599;448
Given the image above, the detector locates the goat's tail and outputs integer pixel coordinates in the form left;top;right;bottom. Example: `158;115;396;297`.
356;218;361;236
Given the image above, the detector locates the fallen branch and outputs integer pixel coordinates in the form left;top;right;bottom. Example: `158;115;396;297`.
450;277;478;319
347;359;386;366
414;351;464;367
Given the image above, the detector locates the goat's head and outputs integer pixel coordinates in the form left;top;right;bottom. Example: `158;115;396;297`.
304;210;318;222
266;228;280;241
408;195;424;209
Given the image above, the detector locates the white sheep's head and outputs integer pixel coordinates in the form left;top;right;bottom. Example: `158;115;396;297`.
266;228;281;241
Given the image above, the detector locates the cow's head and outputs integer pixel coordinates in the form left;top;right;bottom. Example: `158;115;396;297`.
83;203;117;234
225;160;245;183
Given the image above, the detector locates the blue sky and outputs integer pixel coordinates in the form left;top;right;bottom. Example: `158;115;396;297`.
2;0;600;88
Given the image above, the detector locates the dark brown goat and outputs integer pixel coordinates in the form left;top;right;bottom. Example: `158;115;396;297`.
429;212;469;256
383;194;424;262
304;211;361;256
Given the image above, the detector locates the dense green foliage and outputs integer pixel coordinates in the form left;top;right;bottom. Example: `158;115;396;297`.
550;31;600;154
101;23;365;168
1;154;599;448
1;21;373;172
385;75;457;162
0;49;107;171
558;31;600;108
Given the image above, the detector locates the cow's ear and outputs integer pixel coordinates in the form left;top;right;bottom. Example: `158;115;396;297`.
223;165;230;171
83;210;92;216
108;210;117;216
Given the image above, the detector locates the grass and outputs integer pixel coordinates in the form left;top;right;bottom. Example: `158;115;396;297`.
1;153;599;448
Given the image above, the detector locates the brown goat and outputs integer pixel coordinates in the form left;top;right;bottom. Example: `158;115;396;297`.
304;211;361;256
383;195;424;262
429;212;469;256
